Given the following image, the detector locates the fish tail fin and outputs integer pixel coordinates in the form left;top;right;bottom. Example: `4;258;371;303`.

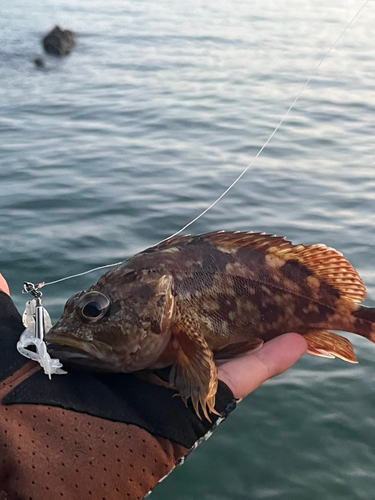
351;305;375;344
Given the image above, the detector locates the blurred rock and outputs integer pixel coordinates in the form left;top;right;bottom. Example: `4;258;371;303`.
42;26;75;56
33;57;45;68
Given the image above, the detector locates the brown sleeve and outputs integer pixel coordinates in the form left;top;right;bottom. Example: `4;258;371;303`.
1;362;191;500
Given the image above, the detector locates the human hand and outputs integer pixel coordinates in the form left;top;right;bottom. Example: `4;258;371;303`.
218;333;307;399
0;273;10;297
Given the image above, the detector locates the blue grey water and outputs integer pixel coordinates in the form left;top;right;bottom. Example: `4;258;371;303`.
1;0;375;497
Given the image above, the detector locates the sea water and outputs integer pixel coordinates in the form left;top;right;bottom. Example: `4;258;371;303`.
1;0;375;498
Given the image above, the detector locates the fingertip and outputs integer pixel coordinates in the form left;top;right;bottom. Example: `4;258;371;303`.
256;333;308;378
0;273;10;296
275;332;308;358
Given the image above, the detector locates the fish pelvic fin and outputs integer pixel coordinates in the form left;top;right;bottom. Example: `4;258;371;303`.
304;330;357;364
214;338;264;361
169;314;219;422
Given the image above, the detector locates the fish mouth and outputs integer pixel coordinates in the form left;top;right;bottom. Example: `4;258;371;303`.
46;336;113;367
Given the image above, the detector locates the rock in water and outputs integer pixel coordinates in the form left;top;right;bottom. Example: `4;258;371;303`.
42;26;75;56
33;57;45;68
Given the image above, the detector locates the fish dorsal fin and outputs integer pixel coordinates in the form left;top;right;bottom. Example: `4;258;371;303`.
154;231;366;303
151;234;194;251
202;232;365;303
154;231;290;253
201;231;294;253
270;242;366;303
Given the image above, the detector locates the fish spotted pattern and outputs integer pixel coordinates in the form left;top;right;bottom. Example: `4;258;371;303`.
46;232;375;419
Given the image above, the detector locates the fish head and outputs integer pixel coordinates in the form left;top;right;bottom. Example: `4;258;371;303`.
46;268;175;372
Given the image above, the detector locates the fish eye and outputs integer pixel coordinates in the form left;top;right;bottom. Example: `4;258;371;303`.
76;292;110;324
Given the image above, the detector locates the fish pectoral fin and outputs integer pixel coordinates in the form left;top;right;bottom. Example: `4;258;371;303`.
135;369;174;389
170;319;219;422
139;274;175;334
304;330;358;363
214;338;264;361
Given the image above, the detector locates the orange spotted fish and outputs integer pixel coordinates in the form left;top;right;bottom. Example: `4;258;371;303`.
46;232;375;419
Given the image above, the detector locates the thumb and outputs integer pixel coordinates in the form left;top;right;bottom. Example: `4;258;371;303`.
0;273;10;297
218;333;307;399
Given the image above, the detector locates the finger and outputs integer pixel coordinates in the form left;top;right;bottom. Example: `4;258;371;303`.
218;333;307;399
0;273;10;296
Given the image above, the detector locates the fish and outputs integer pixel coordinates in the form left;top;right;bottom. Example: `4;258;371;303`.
46;231;375;419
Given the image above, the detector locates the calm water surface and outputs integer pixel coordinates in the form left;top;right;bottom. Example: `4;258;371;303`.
1;0;375;498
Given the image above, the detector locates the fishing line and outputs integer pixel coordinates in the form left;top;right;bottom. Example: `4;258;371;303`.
38;0;370;290
41;263;123;287
162;0;371;243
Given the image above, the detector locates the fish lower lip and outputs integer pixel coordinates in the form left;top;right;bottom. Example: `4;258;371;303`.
46;336;112;359
47;340;95;359
48;343;93;361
